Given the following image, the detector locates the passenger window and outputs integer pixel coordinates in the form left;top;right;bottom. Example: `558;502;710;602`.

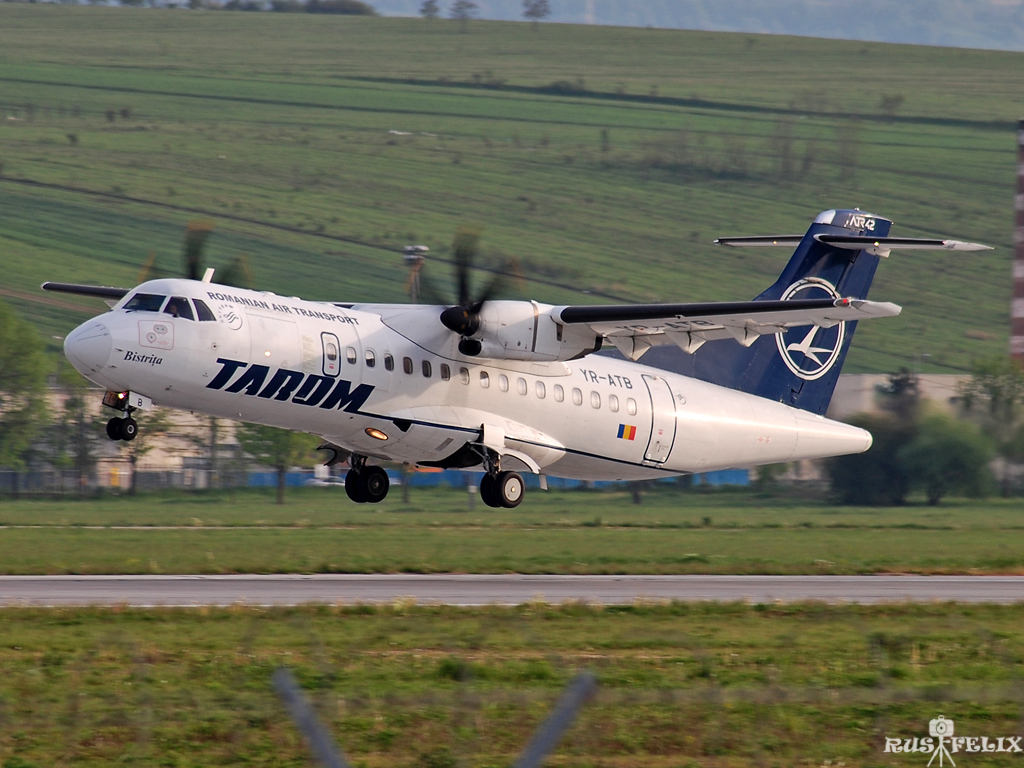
441;364;451;381
554;384;564;402
346;347;357;365
536;381;546;399
403;357;414;374
627;397;637;416
591;391;601;409
572;388;583;406
609;394;619;412
193;299;216;322
460;367;470;384
365;349;376;368
480;371;490;388
384;354;395;371
517;378;528;395
498;374;509;392
123;293;166;313
422;360;432;378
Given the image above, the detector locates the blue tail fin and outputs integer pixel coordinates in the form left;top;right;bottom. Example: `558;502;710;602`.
641;209;892;416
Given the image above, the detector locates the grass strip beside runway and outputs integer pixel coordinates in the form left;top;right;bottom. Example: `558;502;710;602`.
1;602;1022;767
1;488;1023;574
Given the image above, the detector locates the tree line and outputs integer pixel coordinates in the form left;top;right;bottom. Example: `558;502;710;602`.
825;362;1024;506
2;294;1020;505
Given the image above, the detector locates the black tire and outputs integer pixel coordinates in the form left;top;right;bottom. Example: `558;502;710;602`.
363;466;390;504
121;417;138;442
106;418;123;441
480;474;502;508
345;469;367;503
496;471;524;508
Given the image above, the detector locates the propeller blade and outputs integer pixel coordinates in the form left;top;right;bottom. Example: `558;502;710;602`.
137;250;165;283
218;254;256;289
473;273;504;308
438;228;525;344
415;268;450;305
452;227;480;306
182;219;215;282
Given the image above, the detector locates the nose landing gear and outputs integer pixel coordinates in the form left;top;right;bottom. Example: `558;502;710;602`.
101;390;150;442
344;456;390;504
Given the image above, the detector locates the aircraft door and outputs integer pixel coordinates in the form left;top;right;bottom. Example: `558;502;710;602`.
250;313;300;370
321;332;341;377
642;374;677;464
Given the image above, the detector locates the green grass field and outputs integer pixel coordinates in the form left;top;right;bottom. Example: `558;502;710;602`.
2;487;1023;574
1;602;1023;767
0;7;1021;372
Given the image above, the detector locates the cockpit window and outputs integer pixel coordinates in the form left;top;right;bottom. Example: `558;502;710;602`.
123;293;166;313
163;296;194;321
193;299;216;322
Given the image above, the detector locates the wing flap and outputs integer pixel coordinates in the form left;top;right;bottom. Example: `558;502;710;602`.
558;298;901;360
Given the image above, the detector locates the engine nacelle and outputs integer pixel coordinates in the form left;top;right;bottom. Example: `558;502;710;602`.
467;301;600;362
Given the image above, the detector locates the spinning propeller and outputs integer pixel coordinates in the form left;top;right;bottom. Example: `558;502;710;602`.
138;220;255;288
434;228;517;356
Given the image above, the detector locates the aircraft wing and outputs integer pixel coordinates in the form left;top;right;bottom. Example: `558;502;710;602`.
42;282;131;300
557;297;901;360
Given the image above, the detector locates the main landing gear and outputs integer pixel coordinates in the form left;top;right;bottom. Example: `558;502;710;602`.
106;416;138;442
480;470;525;508
345;455;389;504
477;450;524;508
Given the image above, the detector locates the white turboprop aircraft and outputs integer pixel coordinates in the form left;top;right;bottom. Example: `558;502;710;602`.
48;209;989;507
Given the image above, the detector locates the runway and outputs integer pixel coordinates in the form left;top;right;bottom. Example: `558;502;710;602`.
1;574;1023;607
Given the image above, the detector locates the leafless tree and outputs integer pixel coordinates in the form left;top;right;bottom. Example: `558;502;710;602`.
450;0;477;32
523;0;550;29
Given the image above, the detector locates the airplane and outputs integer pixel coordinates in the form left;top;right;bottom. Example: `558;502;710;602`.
46;208;990;507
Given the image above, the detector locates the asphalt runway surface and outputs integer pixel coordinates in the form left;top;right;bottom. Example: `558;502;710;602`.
1;574;1023;607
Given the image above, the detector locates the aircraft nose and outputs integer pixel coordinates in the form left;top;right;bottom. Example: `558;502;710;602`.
64;320;112;376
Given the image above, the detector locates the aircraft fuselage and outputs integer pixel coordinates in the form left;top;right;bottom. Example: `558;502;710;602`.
65;278;871;482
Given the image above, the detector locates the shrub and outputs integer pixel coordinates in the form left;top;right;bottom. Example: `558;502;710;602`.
899;414;993;505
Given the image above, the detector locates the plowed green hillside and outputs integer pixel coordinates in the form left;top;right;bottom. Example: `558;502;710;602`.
0;7;1020;371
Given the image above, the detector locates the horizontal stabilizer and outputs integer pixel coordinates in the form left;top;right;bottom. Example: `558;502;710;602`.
814;235;993;257
713;236;804;247
42;282;130;300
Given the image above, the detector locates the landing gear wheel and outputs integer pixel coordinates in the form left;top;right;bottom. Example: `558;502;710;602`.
479;474;502;508
496;471;524;508
362;466;390;504
121;417;138;442
106;417;138;441
345;469;368;504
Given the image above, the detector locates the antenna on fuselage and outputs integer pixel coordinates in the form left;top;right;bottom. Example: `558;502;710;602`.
202;268;215;283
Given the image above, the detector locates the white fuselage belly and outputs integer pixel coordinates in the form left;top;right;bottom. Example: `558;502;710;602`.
68;282;871;482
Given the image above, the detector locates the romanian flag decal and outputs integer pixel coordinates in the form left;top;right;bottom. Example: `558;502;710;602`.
617;424;637;441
